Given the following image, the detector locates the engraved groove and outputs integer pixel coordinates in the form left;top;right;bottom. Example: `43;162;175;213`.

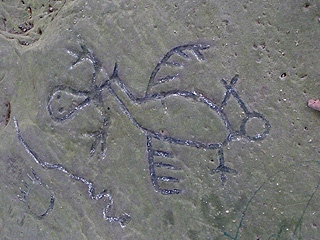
16;42;272;228
45;43;270;193
17;168;55;220
14;117;130;227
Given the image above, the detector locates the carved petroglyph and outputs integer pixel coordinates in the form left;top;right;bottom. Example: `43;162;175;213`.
16;41;271;227
14;118;131;227
18;168;54;220
46;42;271;194
48;43;108;159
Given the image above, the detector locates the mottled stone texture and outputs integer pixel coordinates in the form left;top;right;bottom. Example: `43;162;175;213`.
0;0;320;239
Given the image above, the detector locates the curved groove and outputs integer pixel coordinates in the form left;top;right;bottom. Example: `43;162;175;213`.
14;117;130;227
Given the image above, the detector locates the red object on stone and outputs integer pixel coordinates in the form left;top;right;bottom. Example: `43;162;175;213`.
308;99;320;111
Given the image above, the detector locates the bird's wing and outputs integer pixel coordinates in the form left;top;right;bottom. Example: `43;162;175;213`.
145;43;210;95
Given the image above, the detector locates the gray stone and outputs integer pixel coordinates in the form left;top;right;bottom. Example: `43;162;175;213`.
0;0;320;239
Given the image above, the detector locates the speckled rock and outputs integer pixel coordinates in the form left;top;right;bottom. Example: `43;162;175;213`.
0;0;320;239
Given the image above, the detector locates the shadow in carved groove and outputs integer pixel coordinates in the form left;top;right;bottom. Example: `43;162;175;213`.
14;118;131;227
15;42;271;227
46;43;271;195
18;168;54;220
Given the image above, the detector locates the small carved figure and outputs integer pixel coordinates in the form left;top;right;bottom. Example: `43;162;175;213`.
14;118;131;227
18;168;54;220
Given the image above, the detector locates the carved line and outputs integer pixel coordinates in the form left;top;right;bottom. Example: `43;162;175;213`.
14;117;130;227
46;43;271;194
146;44;210;94
47;43;109;159
18;168;55;220
107;67;271;188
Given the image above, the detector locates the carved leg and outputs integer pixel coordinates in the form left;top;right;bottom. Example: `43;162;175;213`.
212;147;238;184
147;135;181;195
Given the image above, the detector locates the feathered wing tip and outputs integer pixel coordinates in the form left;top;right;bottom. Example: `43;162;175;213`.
145;43;210;96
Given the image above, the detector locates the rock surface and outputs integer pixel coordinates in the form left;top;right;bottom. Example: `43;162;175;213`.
0;0;320;239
